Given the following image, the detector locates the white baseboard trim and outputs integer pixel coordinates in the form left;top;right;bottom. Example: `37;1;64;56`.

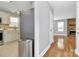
39;44;51;57
75;49;79;56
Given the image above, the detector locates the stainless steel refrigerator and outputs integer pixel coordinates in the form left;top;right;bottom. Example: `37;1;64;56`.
19;8;34;57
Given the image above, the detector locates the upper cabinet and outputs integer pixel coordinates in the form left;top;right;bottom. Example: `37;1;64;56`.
0;11;19;26
0;11;10;24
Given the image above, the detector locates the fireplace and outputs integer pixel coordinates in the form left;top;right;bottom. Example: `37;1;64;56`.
69;30;76;36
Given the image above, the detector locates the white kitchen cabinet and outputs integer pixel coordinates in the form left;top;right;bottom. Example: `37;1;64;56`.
0;11;10;24
3;29;19;43
2;16;10;24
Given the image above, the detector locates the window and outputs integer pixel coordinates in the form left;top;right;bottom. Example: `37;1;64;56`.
58;22;64;32
9;17;19;27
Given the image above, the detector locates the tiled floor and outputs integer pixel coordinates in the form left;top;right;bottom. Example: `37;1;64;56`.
0;41;18;57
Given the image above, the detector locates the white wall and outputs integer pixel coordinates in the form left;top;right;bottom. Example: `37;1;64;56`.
34;2;50;56
49;10;54;43
75;2;79;56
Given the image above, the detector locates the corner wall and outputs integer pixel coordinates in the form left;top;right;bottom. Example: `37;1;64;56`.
75;2;79;56
34;2;50;56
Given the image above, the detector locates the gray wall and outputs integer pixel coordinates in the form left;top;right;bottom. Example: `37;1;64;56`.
53;19;67;35
34;2;50;56
20;8;34;40
39;2;50;54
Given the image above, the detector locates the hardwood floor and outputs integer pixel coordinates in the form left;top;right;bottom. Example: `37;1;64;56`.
43;46;77;57
43;35;77;57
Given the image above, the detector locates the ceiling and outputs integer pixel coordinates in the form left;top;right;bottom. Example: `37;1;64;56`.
0;1;76;19
0;1;33;13
48;1;76;20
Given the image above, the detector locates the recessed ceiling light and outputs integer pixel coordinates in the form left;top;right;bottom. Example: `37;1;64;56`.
7;1;10;3
6;1;13;3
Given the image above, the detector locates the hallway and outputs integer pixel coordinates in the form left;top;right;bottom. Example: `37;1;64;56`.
43;46;77;57
42;1;77;57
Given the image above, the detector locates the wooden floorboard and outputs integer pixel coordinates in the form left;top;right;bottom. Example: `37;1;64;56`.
43;35;77;57
43;46;77;57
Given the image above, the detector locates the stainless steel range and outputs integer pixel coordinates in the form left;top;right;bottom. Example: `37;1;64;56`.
0;30;3;45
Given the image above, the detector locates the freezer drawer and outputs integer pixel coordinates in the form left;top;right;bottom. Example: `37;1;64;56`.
19;39;33;57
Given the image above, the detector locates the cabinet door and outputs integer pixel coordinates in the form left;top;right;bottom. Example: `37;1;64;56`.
10;30;18;41
0;11;9;24
3;30;18;43
1;13;10;24
2;17;9;24
3;30;10;43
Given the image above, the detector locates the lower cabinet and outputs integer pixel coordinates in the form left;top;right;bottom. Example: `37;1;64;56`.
3;30;19;43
